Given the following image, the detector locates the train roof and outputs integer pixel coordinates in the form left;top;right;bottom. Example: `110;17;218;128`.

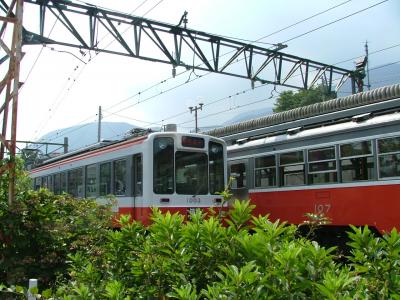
204;84;400;144
227;110;400;152
35;136;147;167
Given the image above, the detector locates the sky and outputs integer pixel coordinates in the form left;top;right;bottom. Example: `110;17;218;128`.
7;0;400;144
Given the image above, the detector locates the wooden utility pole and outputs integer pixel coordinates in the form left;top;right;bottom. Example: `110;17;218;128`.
0;0;24;205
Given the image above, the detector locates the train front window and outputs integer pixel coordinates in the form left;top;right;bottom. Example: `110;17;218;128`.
209;141;224;194
340;140;374;181
154;137;174;194
378;137;400;178
176;152;208;195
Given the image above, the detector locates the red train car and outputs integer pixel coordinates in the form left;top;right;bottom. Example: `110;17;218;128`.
207;84;400;233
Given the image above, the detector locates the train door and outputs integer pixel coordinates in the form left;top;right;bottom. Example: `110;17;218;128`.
228;159;249;200
132;153;143;220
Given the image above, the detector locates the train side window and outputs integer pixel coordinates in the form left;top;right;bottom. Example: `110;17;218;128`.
133;154;143;196
308;146;337;184
279;150;305;186
254;155;276;188
378;136;400;178
153;137;174;194
229;161;248;200
99;162;111;196
114;159;127;196
34;177;41;190
340;140;374;182
53;173;61;194
86;164;97;198
68;168;84;198
60;172;67;193
47;175;53;192
230;163;247;189
42;176;48;189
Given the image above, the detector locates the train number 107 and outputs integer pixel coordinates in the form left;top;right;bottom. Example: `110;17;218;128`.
314;203;331;215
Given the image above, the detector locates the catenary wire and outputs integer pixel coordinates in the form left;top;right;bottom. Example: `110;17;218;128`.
35;0;393;141
281;0;389;44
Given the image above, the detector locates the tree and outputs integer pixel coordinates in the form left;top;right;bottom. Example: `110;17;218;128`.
273;85;337;113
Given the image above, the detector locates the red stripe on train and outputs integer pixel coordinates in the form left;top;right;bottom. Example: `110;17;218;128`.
30;136;147;174
115;206;227;226
249;184;400;233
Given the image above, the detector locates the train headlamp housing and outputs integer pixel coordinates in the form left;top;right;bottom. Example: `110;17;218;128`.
210;144;221;154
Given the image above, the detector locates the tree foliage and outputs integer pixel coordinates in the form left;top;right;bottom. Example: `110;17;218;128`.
1;161;400;299
273;85;337;113
0;158;113;289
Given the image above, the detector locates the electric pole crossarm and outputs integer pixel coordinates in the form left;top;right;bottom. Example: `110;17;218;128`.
20;0;362;92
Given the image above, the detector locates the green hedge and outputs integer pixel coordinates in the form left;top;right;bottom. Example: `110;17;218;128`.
1;161;399;299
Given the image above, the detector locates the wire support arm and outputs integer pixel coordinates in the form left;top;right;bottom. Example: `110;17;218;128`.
20;0;362;92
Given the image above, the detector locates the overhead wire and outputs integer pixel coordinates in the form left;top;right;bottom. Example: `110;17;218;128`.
35;0;394;140
106;0;393;129
369;60;400;71
41;0;357;134
334;43;400;65
34;0;165;143
281;0;389;44
102;0;359;122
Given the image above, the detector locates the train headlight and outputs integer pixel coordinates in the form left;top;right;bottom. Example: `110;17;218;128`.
158;139;168;150
210;144;220;154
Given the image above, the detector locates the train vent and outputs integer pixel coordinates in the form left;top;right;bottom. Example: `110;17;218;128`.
352;113;371;123
164;124;177;132
287;126;302;135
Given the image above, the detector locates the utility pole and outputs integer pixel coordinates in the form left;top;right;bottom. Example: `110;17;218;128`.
0;0;24;205
97;106;102;143
189;103;203;133
365;41;371;90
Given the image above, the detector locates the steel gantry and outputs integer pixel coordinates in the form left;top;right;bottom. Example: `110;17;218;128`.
21;0;364;92
0;0;365;203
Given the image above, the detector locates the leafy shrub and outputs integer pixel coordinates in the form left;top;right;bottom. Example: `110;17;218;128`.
52;200;400;299
0;159;113;289
1;163;400;299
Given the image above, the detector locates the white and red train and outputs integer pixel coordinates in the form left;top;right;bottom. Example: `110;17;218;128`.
30;84;400;233
207;83;400;233
30;131;227;224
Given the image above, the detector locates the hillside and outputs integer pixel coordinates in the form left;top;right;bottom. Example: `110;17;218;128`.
36;122;137;154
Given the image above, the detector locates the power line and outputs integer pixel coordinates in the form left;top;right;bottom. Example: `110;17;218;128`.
33;0;163;142
369;60;400;71
178;95;279;126
97;0;359;114
142;0;165;17
282;0;389;44
334;43;400;65
256;0;352;43
32;0;390;143
20;16;59;91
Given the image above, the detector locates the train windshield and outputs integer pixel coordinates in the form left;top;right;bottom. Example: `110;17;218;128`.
154;137;225;195
176;152;208;195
